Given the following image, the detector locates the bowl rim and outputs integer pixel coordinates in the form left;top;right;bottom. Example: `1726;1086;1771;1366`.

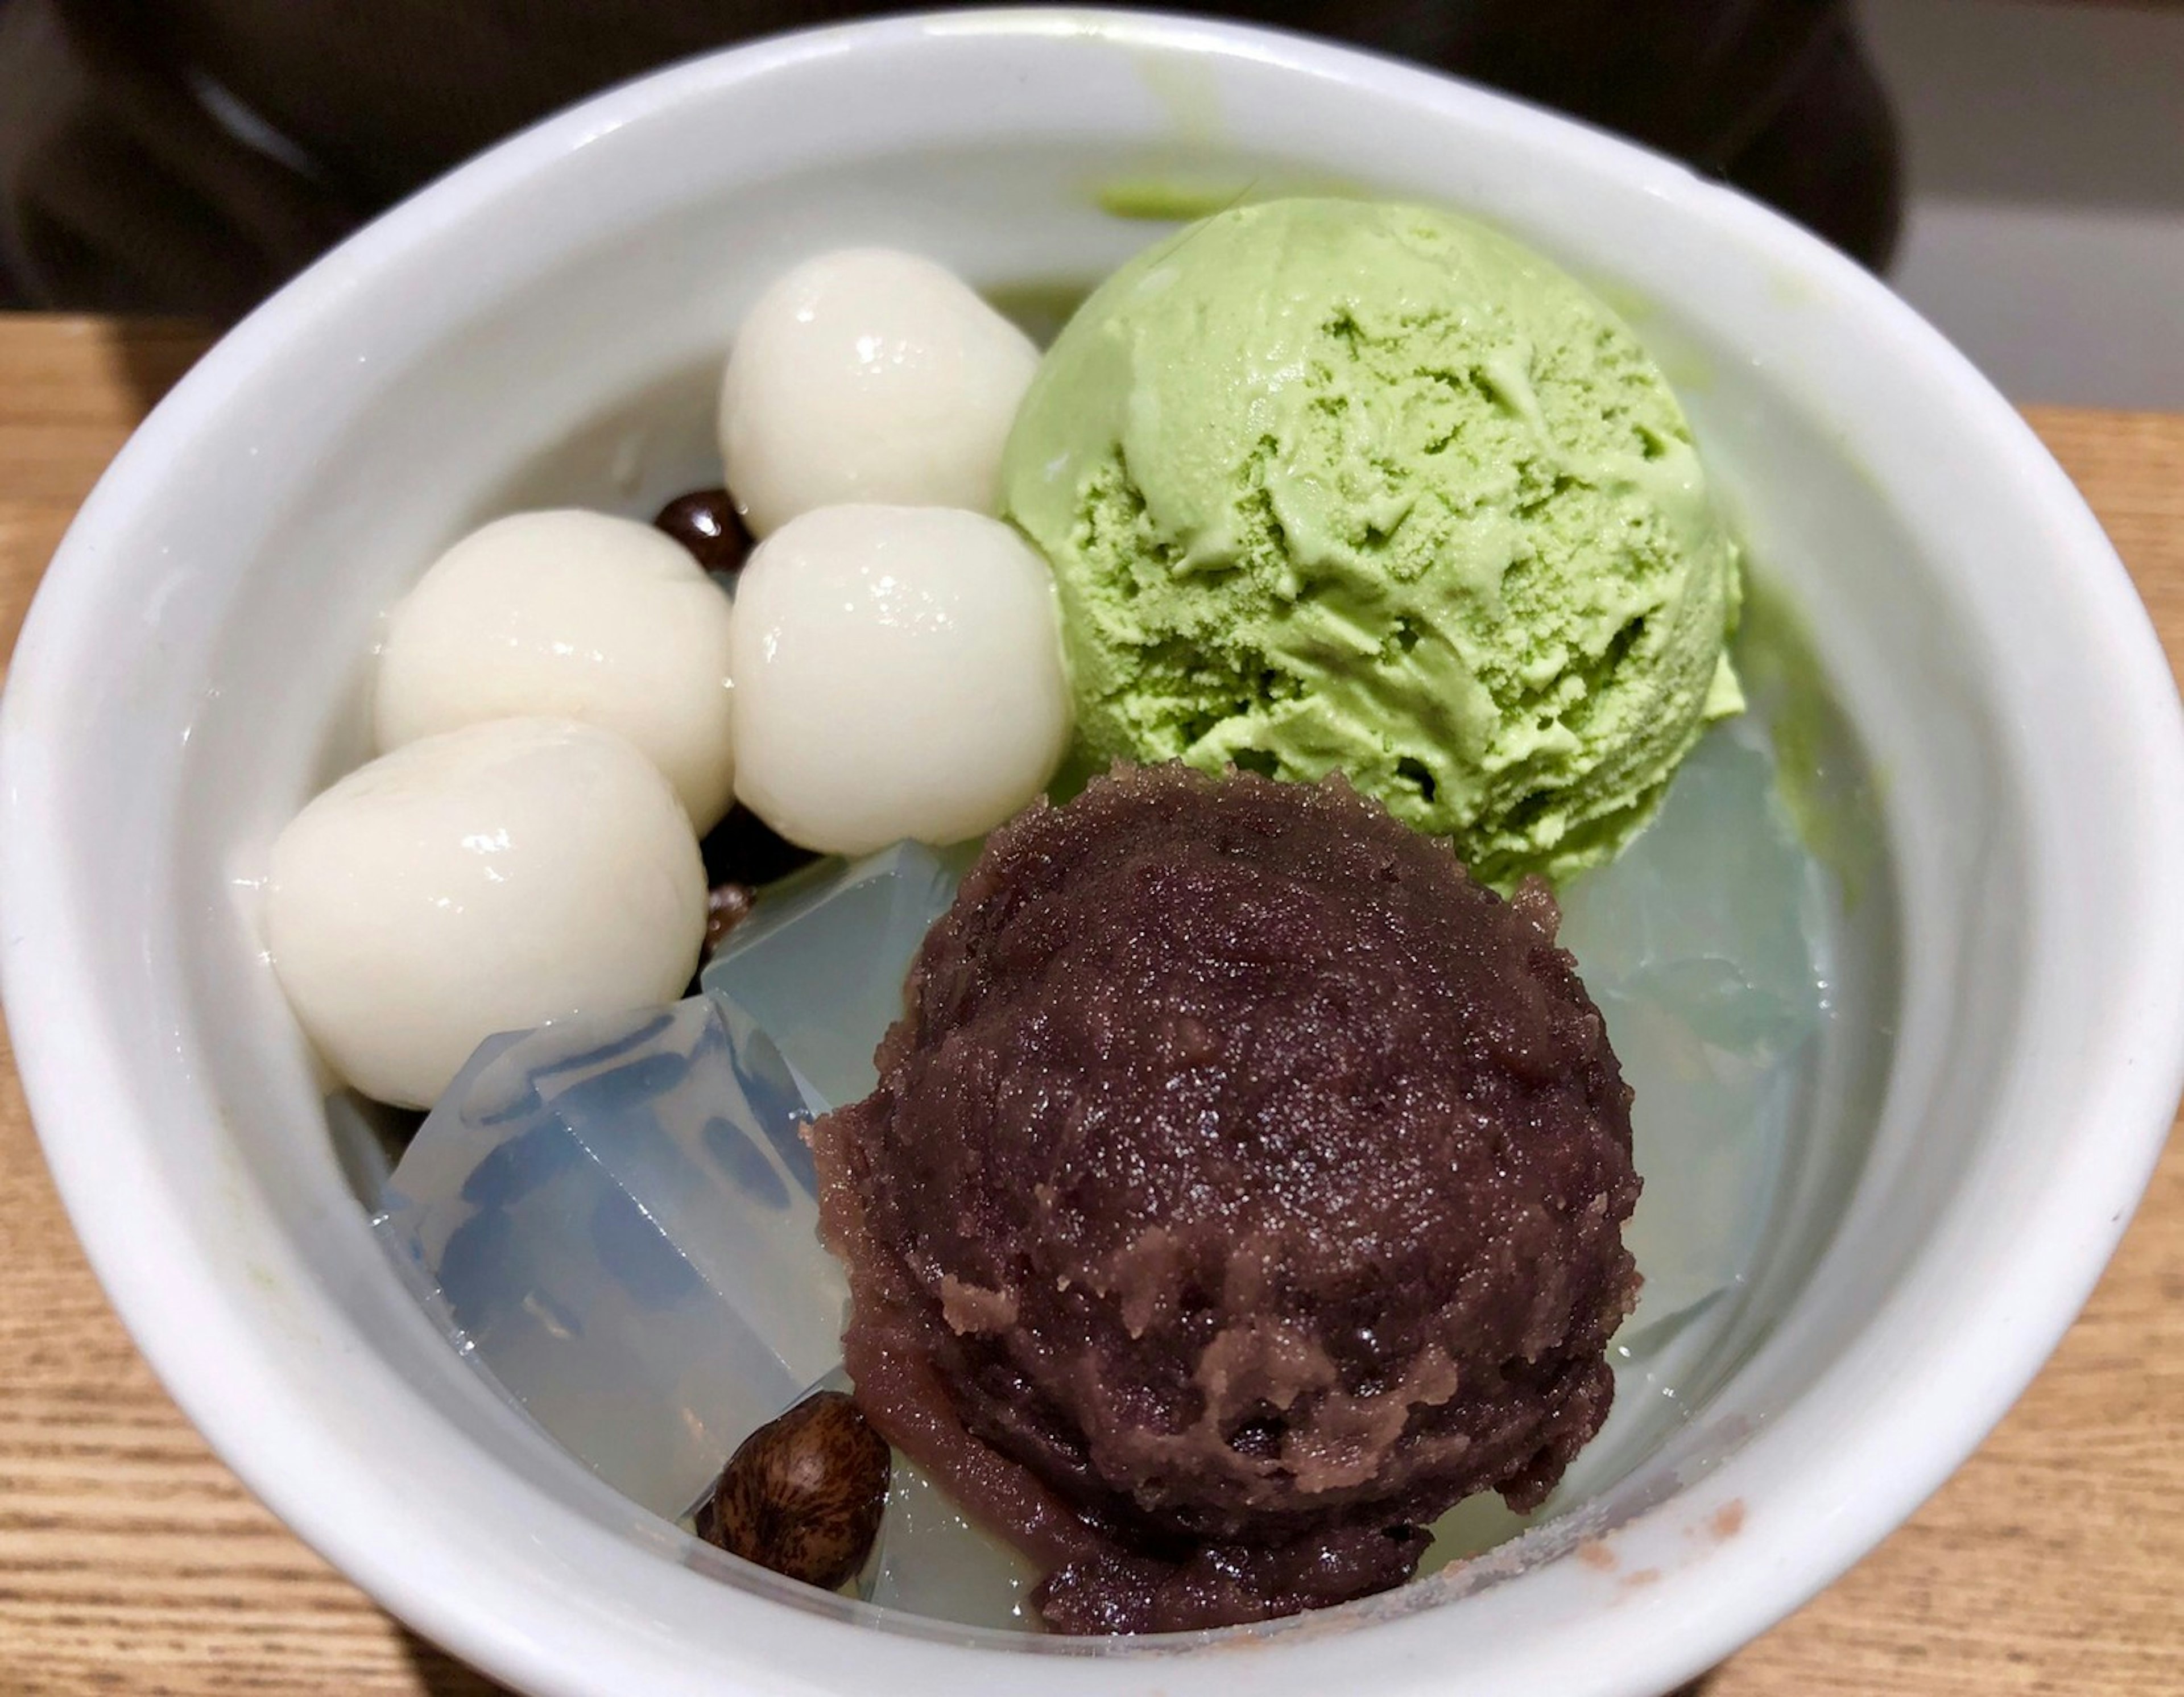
5;9;2183;1695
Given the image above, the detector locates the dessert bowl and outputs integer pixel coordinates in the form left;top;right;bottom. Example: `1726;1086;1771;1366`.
5;10;2182;1695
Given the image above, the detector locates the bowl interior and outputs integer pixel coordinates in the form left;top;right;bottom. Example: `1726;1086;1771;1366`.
173;109;1939;1625
14;15;2175;1697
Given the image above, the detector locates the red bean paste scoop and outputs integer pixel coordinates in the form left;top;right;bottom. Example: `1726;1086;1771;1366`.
810;764;1641;1633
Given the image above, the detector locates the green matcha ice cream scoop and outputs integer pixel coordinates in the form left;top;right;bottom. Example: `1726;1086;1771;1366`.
1002;197;1743;885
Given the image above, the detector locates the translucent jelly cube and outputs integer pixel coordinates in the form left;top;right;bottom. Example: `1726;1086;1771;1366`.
867;1455;1039;1630
1560;719;1827;1038
1572;716;1826;1336
375;993;846;1518
1487;715;1840;1529
1417;720;1838;1564
1559;718;1829;1335
699;841;961;1110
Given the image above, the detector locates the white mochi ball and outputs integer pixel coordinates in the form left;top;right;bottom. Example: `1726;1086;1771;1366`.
729;505;1070;855
719;249;1039;536
267;718;706;1109
375;510;737;831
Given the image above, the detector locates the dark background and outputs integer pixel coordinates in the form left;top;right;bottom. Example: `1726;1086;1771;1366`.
0;0;1902;321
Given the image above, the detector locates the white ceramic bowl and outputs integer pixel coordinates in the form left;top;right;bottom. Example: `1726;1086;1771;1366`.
5;12;2182;1696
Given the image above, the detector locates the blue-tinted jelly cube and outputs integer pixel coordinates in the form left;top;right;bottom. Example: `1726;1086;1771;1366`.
375;993;845;1517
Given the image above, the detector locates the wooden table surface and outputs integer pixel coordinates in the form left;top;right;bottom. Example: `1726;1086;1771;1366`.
1;315;2179;1696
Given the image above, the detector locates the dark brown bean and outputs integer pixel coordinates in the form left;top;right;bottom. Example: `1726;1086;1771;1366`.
704;882;756;961
652;487;752;574
704;1391;891;1591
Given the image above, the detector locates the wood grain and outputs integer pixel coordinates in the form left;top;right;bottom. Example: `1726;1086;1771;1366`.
0;316;2178;1696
